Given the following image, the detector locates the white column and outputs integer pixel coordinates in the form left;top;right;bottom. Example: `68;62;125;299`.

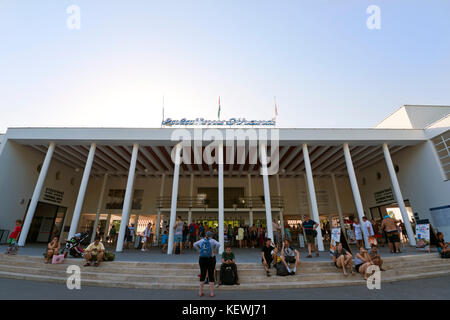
167;144;182;255
104;213;111;236
303;174;314;219
18;142;55;246
276;174;285;239
247;174;253;226
260;143;273;241
218;142;225;254
383;143;416;246
331;173;346;233
302;144;324;251
155;173;165;244
68;143;96;239
91;173;108;243
116;143;139;252
188;173;194;225
343;143;370;249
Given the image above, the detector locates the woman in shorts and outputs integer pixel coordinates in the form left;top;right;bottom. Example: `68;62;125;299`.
354;247;374;280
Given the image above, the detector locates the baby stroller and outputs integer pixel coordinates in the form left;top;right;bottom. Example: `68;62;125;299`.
61;232;89;258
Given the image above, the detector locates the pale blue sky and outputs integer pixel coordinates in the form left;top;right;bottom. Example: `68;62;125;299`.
1;0;449;132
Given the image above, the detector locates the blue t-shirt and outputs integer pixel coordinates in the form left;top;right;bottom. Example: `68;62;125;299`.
303;220;316;235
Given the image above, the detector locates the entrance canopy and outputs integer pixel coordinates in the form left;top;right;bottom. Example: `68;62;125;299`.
7;127;426;178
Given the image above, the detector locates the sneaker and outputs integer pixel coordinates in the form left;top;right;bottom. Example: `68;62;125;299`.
266;271;271;277
94;262;99;267
289;271;295;276
84;262;91;267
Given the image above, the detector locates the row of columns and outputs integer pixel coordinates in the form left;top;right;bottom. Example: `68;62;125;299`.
18;140;416;251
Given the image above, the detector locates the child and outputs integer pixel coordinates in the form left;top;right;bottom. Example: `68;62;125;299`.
6;220;22;255
161;226;169;253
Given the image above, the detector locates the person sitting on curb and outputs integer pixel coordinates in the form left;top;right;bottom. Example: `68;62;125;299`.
354;247;375;280
84;236;105;267
45;236;61;264
368;244;385;271
219;246;240;285
261;238;276;277
332;242;354;276
437;232;450;256
280;239;301;275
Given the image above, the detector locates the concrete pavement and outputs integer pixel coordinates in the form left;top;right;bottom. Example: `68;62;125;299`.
1;275;449;300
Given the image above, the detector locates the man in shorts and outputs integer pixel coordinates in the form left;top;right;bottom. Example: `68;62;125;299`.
280;239;301;275
381;215;401;253
173;216;184;254
302;216;319;258
261;238;276;277
84;236;105;267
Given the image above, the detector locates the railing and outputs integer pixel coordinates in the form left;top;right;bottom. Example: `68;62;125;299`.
156;196;284;209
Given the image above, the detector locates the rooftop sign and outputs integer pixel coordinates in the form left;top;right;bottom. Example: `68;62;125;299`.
162;118;276;126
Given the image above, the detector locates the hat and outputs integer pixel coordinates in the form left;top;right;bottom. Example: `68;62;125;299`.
206;231;214;238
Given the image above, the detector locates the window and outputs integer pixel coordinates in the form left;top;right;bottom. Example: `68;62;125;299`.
432;130;450;180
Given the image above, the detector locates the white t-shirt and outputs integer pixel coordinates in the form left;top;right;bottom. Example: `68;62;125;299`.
364;220;374;237
353;223;362;239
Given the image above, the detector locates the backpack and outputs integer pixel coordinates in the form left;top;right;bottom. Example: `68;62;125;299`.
275;262;289;276
199;238;212;257
103;251;115;261
222;265;236;285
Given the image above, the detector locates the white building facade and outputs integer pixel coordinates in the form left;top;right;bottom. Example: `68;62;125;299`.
0;105;449;253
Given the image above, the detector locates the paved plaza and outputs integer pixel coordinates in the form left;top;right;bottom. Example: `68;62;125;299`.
1;275;449;300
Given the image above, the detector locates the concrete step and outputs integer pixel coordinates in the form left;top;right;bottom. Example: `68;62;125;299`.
0;261;448;283
0;268;450;290
0;258;448;278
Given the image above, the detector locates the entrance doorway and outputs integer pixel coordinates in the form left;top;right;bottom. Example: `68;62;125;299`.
25;202;67;243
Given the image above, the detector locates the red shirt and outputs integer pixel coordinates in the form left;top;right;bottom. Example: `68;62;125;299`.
10;226;22;239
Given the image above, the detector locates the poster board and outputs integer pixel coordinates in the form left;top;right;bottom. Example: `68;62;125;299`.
346;229;356;245
329;228;341;255
298;234;305;248
415;224;430;252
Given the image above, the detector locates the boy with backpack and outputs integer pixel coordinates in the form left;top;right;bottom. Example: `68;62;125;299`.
193;231;220;297
5;220;22;255
188;221;198;250
219;246;240;285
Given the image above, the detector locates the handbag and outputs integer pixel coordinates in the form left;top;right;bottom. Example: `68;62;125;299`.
52;254;65;264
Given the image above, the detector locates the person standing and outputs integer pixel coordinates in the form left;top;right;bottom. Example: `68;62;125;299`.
362;216;374;245
5;220;22;255
109;225;117;245
188;220;199;250
237;225;244;248
381;215;401;253
142;222;152;251
272;219;281;245
352;218;363;249
173;216;184;254
194;231;220;297
301;216;319;258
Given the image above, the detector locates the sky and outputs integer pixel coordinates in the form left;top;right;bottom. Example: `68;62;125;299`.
1;0;450;132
